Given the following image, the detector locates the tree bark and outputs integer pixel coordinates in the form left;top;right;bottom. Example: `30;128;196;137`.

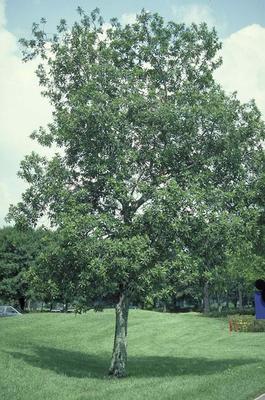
109;292;129;378
203;282;210;313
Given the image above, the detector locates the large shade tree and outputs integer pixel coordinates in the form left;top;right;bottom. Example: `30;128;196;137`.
8;9;265;376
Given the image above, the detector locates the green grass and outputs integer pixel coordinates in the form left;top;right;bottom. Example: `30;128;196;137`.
0;310;265;400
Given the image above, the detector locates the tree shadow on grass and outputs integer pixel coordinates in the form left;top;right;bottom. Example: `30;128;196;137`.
7;346;258;379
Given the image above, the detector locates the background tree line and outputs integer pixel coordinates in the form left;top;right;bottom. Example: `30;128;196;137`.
1;204;264;314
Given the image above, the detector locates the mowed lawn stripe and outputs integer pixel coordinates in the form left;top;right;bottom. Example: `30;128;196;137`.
0;310;264;400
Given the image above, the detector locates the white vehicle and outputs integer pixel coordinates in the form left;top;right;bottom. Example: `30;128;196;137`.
0;305;22;317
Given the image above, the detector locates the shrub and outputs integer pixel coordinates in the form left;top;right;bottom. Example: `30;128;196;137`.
229;315;265;332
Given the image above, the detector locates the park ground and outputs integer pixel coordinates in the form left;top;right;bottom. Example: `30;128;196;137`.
0;310;265;400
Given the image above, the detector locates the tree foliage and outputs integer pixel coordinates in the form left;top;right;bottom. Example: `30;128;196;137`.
0;227;45;310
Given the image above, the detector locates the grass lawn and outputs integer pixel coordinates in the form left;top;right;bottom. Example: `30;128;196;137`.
0;310;265;400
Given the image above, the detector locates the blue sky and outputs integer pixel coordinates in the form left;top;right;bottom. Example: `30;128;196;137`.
1;0;265;226
5;0;265;39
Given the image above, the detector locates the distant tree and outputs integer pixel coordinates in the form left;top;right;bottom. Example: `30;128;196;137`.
140;179;265;313
0;227;45;310
31;228;88;311
8;9;265;376
223;213;265;310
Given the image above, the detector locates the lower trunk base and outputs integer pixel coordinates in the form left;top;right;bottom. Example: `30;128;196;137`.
108;356;127;378
109;292;129;378
109;340;127;377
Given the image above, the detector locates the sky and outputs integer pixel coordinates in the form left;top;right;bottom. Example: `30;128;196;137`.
1;0;265;227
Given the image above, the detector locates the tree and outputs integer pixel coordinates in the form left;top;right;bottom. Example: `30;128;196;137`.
0;227;45;310
222;209;265;310
32;229;81;311
139;159;265;313
8;9;265;376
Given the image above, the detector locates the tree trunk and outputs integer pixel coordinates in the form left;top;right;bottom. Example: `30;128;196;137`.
26;298;31;311
238;288;243;312
109;292;129;378
63;301;68;312
216;294;222;312
233;299;237;309
203;282;210;313
18;297;25;311
226;296;229;309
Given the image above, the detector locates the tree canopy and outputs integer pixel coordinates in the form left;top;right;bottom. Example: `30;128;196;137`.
0;226;45;310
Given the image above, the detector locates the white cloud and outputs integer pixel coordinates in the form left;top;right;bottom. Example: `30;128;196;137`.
0;182;8;203
120;13;137;25
0;0;6;28
97;22;112;43
172;4;215;27
214;24;265;117
0;0;53;226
